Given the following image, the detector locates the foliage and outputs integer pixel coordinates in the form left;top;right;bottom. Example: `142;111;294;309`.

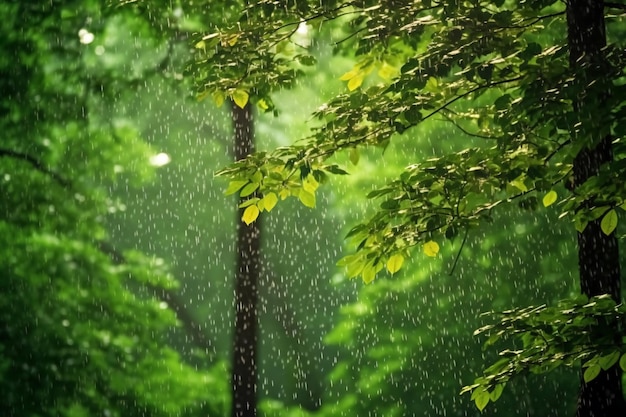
0;1;228;416
463;294;626;411
204;1;626;282
194;0;626;411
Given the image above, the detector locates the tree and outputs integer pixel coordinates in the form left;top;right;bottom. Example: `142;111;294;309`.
0;1;228;415
193;1;626;415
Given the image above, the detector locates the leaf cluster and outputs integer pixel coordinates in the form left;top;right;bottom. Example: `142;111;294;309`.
462;294;626;411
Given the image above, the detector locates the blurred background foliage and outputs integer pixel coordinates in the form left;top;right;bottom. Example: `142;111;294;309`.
1;1;620;416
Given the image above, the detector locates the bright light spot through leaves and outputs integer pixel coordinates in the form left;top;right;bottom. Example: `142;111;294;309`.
149;152;171;167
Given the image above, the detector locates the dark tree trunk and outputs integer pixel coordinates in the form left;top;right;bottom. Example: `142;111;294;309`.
566;1;625;415
230;102;261;417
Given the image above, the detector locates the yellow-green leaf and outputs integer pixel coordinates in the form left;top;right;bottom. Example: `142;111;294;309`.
226;34;239;46
213;91;225;107
302;175;319;194
347;73;364;91
262;192;278;212
510;177;528;192
583;364;601;383
232;89;249;109
242;205;259;225
386;254;404;274
542;190;557;207
377;61;396;80
196;90;210;102
349;148;360;166
257;98;269;110
298;189;316;208
423;241;440;257
279;188;290;200
339;68;359;81
600;209;618;235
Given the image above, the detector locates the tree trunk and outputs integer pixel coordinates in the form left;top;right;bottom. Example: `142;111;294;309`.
230;101;261;417
566;1;626;415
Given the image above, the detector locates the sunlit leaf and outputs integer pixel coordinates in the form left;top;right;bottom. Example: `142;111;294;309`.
386;254;404;274
261;192;278;212
423;241;439;257
347;73;364;91
302;175;319;194
542;190;557;207
232;89;249;109
510;177;528;192
279;188;290;200
298;189;316;208
600;209;618;235
257;98;269;110
242;205;259;225
339;68;359;81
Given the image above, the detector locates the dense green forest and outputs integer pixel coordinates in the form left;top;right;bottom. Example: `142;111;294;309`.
1;1;624;417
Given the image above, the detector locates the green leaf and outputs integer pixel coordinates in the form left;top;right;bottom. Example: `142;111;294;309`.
600;209;618;235
474;389;490;411
242;205;259;225
599;351;620;370
349;148;360;165
240;182;259;197
542;190;557;207
583;364;601;383
386;254;404;274
620;353;626;372
213;90;225;107
574;217;588;233
489;384;505;402
298;189;316;208
232;89;249;109
224;180;248;196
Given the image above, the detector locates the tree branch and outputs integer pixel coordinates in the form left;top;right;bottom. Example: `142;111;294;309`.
0;148;70;187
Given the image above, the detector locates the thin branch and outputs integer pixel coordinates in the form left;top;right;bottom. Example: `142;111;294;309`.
422;76;524;123
0;148;70;187
448;227;469;275
98;241;215;354
438;111;499;140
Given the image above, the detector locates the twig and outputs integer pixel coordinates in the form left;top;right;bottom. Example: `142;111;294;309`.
0;148;70;187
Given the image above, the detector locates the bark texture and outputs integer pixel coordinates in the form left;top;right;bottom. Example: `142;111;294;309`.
566;0;626;415
230;102;261;417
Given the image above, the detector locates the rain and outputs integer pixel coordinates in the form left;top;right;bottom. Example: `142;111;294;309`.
1;1;625;417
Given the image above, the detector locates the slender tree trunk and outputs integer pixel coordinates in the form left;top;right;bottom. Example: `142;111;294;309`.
566;1;626;415
230;101;261;417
